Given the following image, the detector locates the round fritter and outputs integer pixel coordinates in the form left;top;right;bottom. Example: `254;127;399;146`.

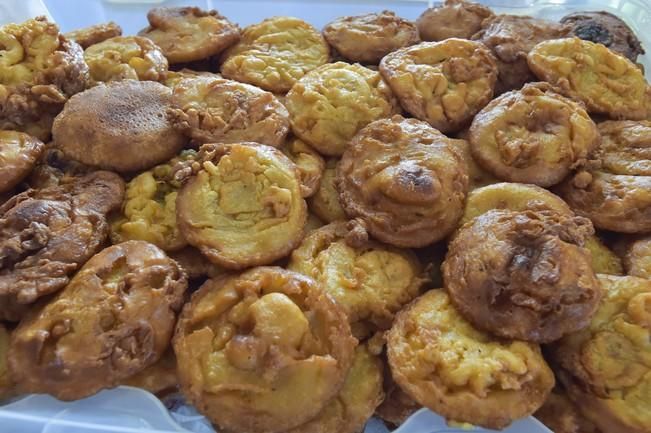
53;80;187;173
122;348;178;395
472;15;571;95
380;39;497;133
64;21;122;49
598;120;651;176
444;209;601;343
469;82;599;187
416;0;494;41
308;158;346;223
387;290;554;430
280;137;325;197
0;325;12;399
561;11;644;62
9;240;187;401
535;387;601;433
375;373;420;428
169;76;289;146
220;17;329;94
550;274;651;433
286;62;399;156
619;236;651;279
322;11;419;64
84;36;168;83
27;145;92;189
139;7;240;64
527;38;650;119
167;246;227;281
173;267;356;433
337;116;469;248
450;136;497;190
0;130;45;193
176;143;307;269
0;171;125;322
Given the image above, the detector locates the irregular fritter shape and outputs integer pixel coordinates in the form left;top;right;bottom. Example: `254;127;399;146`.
449;136;497;190
167;246;227;281
64;21;122;49
163;69;222;89
535;387;601;433
417;0;493;41
27;145;92;189
0;130;45;193
122;348;178;395
0;325;12;399
279;137;325;197
375;373;420;428
173;267;356;433
9;240;187;400
308;158;346;223
619;236;651;279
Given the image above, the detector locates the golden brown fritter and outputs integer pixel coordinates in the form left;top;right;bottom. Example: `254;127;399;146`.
279;137;325;197
309;158;346;223
322;11;419;64
387;290;554;430
0;130;45;193
286;62;399;156
380;39;497;133
417;0;494;41
64;21;122;49
27;145;92;189
163;69;222;89
0;324;12;400
620;236;651;279
469;82;599;187
220;17;329;94
449;136;497;190
139;7;240;65
337;116;468;247
375;373;420;428
444;208;601;343
122;348;178;395
53;80;187;173
0;171;125;322
535;387;601;433
167;246;227;281
173;267;356;433
9;240;187;400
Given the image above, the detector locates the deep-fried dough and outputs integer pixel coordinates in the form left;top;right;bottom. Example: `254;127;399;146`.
0;130;45;193
615;236;651;279
64;22;122;49
337;116;468;247
173;267;356;433
535;387;601;433
322;11;419;64
280;137;325;197
27;145;92;189
0;171;125;321
450;136;497;190
309;158;346;223
167;246;227;280
122;348;178;395
0;325;12;399
9;240;187;400
380;39;497;133
417;0;494;41
163;69;222;89
375;373;420;428
387;290;554;429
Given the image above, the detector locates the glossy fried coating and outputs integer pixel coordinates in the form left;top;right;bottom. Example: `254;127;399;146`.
585;236;624;276
387;290;554;429
53;80;187;173
444;209;601;343
9;240;187;400
416;0;494;41
220;17;329;94
176;143;307;269
337;116;469;247
280;137;325;197
27;145;92;189
169;76;290;146
469;83;599;187
0;171;125;322
375;374;420;427
597;120;651;176
449;137;497;190
122;348;178;395
286;62;399;156
550;275;651;433
322;11;419;64
309;159;346;223
535;387;601;433
0;325;12;399
380;39;497;133
139;7;240;64
64;21;122;49
173;267;356;433
167;246;227;280
84;36;168;83
527;38;651;119
0;130;45;193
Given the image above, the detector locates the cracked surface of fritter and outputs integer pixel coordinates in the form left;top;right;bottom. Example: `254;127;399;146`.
280;137;325;198
618;236;651;279
417;0;494;42
0;130;45;193
64;21;122;49
309;158;346;223
122;348;178;395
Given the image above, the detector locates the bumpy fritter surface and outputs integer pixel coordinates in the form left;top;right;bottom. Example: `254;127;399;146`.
450;136;497;190
9;240;187;400
163;69;222;89
173;267;356;433
167;246;227;281
64;21;122;49
140;7;240;64
416;0;494;41
286;62;399;156
84;36;168;83
472;15;571;95
551;274;651;433
444;209;601;343
0;325;12;399
122;348;178;395
535;388;601;433
0;130;44;193
322;11;419;64
619;236;651;279
387;290;554;429
176;143;306;269
380;39;497;133
0;171;125;322
53;80;187;173
27;145;92;189
308;158;346;223
169;76;289;146
280;137;325;197
337;116;468;247
527;38;650;119
375;373;420;427
220;17;329;94
469;83;599;187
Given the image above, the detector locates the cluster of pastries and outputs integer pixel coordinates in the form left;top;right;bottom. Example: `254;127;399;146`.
0;1;650;432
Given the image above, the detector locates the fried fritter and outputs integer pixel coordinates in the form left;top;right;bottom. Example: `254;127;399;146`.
286;62;399;156
469;82;599;187
309;158;346;223
527;38;651;119
449;136;497;190
615;235;651;279
169;76;289;146
64;21;122;49
173;267;356;433
139;7;240;65
122;348;178;395
220;17;329;94
322;11;419;64
27;145;92;189
0;325;12;400
387;290;554;429
167;246;227;281
416;0;494;41
380;39;497;133
163;69;222;89
280;137;325;197
535;387;601;433
0;171;125;322
53;80;187;173
337;116;468;247
9;240;187;400
0;130;45;193
375;373;420;428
